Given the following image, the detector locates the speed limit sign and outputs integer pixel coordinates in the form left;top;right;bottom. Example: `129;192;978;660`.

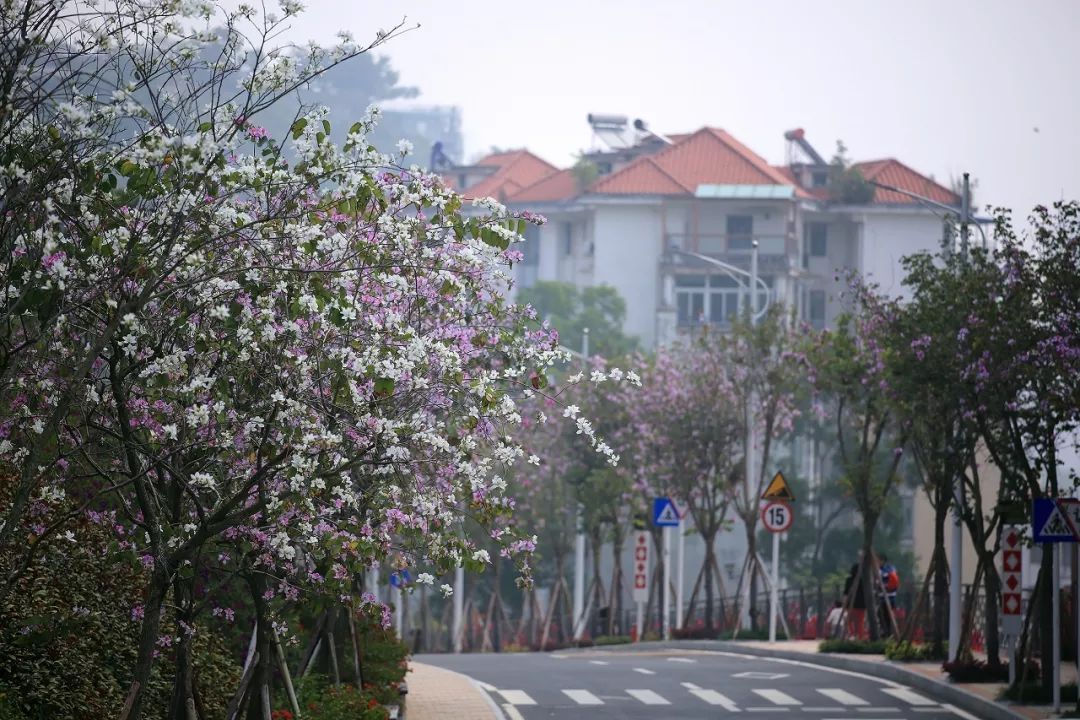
761;501;793;533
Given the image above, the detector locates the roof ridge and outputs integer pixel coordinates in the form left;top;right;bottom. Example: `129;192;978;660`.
642;156;694;193
703;128;795;186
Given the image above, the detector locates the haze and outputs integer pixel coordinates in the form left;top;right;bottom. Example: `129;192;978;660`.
281;0;1080;218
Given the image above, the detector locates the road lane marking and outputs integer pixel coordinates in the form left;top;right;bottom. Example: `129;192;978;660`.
700;651;906;688
855;708;900;713
550;654;568;659
817;688;869;706
881;687;935;705
753;689;802;705
680;682;701;690
475;681;497;691
667;656;696;663
589;660;609;665
633;667;656;674
497;690;536;705
563;689;603;705
627;689;671;705
747;708;789;713
942;703;981;720
501;704;526;720
689;688;740;711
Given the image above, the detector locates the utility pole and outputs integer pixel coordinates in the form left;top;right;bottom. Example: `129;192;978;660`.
948;173;970;661
572;329;590;640
742;241;760;630
452;565;464;653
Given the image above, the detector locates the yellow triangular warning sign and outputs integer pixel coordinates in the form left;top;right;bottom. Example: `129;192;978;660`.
762;471;795;502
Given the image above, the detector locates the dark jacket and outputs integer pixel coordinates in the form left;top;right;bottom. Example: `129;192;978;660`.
843;563;866;609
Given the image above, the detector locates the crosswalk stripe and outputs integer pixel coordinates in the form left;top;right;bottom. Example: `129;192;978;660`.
881;687;936;706
752;689;802;705
680;682;702;690
497;690;536;706
817;688;869;705
689;688;740;711
501;704;526;720
562;689;603;705
633;667;655;675
627;689;671;705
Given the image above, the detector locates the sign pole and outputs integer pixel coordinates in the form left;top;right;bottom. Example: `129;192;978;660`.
662;525;672;640
769;530;780;642
632;530;650;642
636;601;644;643
676;524;685;631
1053;543;1061;713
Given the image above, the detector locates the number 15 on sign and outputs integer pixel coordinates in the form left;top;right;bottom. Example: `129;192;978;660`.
762;501;793;533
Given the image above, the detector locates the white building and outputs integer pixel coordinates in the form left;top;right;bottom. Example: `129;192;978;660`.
448;120;961;350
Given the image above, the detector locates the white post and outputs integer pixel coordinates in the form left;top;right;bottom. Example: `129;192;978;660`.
769;530;781;642
948;479;963;661
572;329;590;640
742;241;760;631
676;523;685;631
635;602;644;643
396;585;404;638
452;565;464;653
662;525;672;640
1053;544;1061;713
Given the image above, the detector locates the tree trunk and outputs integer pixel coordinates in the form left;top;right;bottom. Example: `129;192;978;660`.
610;528;625;636
704;534;716;631
932;502;949;658
126;561;171;720
747;526;759;631
982;550;1002;669
861;528;880;641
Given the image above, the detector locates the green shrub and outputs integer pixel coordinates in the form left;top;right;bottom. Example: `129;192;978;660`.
818;638;888;654
1000;681;1077;703
594;635;632;646
884;639;943;662
287;676;390;720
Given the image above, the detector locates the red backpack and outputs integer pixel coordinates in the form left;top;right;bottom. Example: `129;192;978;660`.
885;568;900;593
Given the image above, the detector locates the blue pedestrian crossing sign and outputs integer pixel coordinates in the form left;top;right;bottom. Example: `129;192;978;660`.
652;497;680;527
1033;498;1080;543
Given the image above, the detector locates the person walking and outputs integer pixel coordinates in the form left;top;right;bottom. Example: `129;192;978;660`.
878;553;900;637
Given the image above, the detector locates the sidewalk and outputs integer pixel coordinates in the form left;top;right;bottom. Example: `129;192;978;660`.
406;661;500;720
716;639;1071;720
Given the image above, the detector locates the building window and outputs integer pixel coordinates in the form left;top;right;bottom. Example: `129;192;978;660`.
676;274;770;326
727;215;754;251
561;222;573;256
811;171;828;188
458;173;468;189
809;289;826;329
808;222;828;257
522;224;541;267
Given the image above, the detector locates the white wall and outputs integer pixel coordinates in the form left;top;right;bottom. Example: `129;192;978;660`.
858;213;946;299
592;204;663;348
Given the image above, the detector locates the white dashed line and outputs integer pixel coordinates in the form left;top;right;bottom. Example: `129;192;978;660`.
627;689;671;705
817;688;869;706
753;689;802;705
667;656;696;663
497;689;536;706
633;667;656;675
589;660;609;665
689;688;741;711
563;689;603;705
881;687;935;705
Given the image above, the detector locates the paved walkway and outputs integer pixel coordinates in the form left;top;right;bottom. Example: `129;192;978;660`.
407;661;499;720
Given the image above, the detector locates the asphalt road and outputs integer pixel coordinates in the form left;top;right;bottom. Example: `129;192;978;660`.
417;645;980;720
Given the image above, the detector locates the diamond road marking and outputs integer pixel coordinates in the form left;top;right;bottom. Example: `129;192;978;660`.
735;671;790;680
497;690;536;706
817;688;869;706
627;689;671;705
562;689;603;705
689;688;741;710
754;689;802;705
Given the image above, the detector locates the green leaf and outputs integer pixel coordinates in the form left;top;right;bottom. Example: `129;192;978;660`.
374;377;395;397
290;118;308;139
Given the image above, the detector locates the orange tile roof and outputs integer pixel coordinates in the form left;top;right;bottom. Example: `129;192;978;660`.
854;159;961;207
445;150;559;202
509;168;579;203
590;127;799;196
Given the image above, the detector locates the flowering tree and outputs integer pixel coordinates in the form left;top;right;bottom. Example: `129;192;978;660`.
809;287;907;641
629;334;742;631
0;2;626;717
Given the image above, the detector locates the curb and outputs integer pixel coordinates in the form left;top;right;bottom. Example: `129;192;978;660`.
701;641;1026;720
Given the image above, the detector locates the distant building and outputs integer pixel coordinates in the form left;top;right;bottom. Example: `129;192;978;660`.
444;116;961;350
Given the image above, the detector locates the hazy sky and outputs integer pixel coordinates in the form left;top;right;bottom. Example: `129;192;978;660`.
284;0;1080;218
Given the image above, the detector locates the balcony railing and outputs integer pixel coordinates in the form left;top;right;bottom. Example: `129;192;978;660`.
665;233;787;256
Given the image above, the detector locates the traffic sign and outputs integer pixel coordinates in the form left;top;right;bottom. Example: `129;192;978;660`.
1033;498;1080;543
761;501;793;533
632;530;650;603
1000;524;1024;635
653;497;680;527
762;471;795;502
